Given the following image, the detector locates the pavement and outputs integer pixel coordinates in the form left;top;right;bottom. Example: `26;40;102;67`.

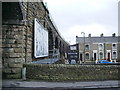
2;80;120;90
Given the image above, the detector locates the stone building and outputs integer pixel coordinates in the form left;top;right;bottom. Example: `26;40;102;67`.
2;1;69;79
76;34;120;64
68;44;79;64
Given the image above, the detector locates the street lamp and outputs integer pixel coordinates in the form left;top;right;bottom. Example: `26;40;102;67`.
81;32;85;64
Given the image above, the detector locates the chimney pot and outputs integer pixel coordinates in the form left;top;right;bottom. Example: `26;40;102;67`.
88;34;91;37
100;33;103;37
112;33;116;37
76;36;78;38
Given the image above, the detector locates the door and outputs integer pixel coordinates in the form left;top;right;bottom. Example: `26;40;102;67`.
94;53;97;60
107;53;110;61
80;54;82;61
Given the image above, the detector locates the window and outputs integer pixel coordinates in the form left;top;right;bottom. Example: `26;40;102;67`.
74;55;77;58
85;44;89;51
112;43;117;50
70;46;76;50
99;43;104;50
112;52;117;59
85;53;89;60
99;52;103;59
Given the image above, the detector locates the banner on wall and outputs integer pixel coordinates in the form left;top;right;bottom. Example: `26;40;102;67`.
34;18;48;58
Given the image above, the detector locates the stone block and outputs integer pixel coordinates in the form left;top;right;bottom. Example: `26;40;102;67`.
2;44;11;48
3;63;8;68
6;35;15;39
27;49;31;53
3;58;15;63
4;73;22;79
2;48;14;53
4;58;25;63
27;45;32;49
14;48;25;53
9;53;20;58
9;63;23;68
11;44;25;48
5;39;15;44
2;53;10;58
15;58;25;63
27;41;32;45
3;68;11;73
15;40;25;44
15;35;24;40
8;53;25;58
11;68;21;74
27;53;31;57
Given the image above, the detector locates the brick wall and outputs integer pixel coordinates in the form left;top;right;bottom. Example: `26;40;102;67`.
24;64;120;81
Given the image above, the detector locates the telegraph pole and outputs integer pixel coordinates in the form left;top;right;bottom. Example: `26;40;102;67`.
81;32;85;64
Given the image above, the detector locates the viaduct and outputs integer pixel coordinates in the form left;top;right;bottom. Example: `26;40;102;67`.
2;1;69;78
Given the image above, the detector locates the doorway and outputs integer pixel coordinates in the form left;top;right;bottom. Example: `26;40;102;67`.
107;53;110;61
93;50;98;61
106;50;111;61
94;53;97;60
80;54;82;62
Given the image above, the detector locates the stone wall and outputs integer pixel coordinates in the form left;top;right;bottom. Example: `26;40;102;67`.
2;25;26;78
24;64;120;81
2;2;69;79
2;2;49;79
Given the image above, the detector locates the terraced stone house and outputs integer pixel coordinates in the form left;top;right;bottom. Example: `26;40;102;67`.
76;33;120;64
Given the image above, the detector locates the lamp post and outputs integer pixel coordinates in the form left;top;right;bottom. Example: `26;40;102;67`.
81;32;85;64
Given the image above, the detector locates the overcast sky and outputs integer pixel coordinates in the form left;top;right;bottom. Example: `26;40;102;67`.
44;0;119;45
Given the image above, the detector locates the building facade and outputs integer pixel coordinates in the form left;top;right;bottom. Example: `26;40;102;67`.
76;34;120;64
68;44;79;64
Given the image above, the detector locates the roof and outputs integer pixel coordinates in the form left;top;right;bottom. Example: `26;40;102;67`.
76;36;120;44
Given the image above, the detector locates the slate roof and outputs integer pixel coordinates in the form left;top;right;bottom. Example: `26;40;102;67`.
76;36;120;44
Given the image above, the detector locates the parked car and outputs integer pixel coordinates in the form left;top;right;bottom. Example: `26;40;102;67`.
98;60;112;64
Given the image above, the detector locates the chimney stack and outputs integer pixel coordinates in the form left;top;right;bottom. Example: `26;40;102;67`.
112;33;116;37
100;33;103;37
88;34;91;37
76;36;78;38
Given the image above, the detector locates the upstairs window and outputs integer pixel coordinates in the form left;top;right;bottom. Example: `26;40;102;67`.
112;43;117;50
85;44;89;51
112;52;117;59
99;43;104;51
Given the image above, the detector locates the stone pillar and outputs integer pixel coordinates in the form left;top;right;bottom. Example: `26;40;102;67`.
2;25;26;79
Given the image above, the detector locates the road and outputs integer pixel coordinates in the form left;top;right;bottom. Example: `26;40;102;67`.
2;80;120;90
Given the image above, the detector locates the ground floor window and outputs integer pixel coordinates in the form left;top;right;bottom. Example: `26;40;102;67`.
85;53;89;60
99;52;103;59
112;51;117;59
